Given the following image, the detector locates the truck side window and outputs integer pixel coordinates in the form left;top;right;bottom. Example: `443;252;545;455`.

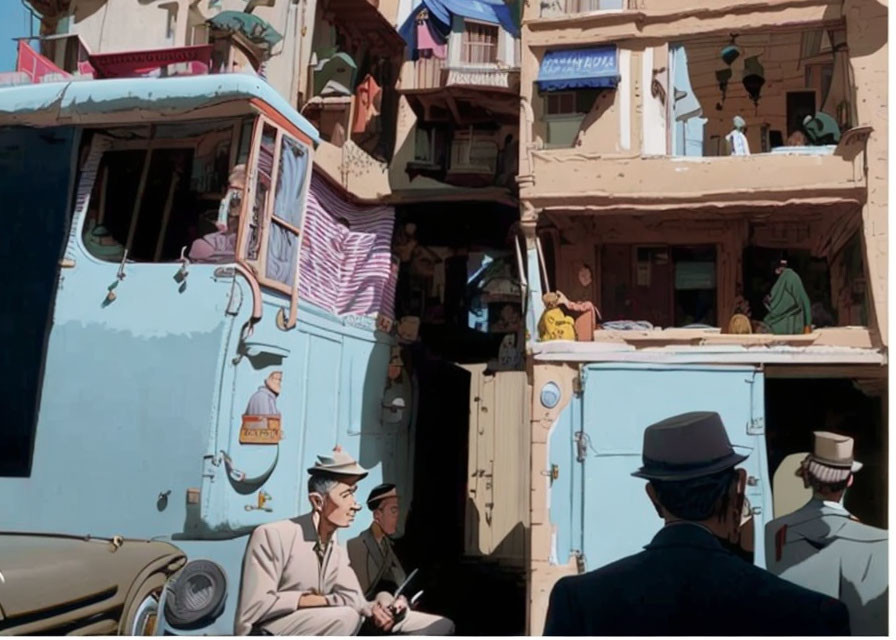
244;124;277;263
81;119;250;264
265;136;308;288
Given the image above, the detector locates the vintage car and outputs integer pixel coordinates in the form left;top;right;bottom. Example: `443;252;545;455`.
0;532;186;635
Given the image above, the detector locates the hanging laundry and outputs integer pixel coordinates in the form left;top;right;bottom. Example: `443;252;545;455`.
416;19;447;59
352;74;382;134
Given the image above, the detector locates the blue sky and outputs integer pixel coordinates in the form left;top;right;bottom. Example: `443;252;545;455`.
0;3;39;72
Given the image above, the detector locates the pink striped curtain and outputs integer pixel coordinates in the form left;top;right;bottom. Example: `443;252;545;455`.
299;174;397;319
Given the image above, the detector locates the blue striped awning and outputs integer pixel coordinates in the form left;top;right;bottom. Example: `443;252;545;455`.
537;46;619;91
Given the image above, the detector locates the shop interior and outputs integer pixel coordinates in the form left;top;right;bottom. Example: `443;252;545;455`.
537;207;868;334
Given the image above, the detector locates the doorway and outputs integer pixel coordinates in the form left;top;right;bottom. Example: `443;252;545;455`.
786;91;816;137
764;378;886;527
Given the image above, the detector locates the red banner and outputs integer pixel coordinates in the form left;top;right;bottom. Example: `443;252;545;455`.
16;40;70;83
88;44;213;78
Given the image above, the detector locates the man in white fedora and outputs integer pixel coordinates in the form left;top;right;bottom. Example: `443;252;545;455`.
235;447;398;635
766;431;888;635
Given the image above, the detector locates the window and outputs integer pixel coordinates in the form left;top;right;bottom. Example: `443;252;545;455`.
414;127;447;165
462;21;498;65
567;0;624;11
543;90;600;148
265;137;308;288
240;120;311;298
81;119;250;264
546;92;576;115
449;130;499;174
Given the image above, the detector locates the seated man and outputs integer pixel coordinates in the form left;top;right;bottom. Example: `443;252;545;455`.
347;484;455;635
189;164;245;263
235;448;397;636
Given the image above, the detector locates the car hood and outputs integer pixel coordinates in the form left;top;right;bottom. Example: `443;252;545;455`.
0;532;184;620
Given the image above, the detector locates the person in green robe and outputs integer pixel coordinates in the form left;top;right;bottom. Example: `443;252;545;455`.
763;260;812;335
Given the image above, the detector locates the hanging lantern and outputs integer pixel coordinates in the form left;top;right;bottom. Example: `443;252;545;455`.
720;35;741;66
715;67;732;110
742;55;765;107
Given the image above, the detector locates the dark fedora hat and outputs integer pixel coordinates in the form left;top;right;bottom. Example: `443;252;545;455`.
632;411;749;481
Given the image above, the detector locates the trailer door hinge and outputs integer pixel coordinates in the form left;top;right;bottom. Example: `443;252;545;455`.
747;417;765;435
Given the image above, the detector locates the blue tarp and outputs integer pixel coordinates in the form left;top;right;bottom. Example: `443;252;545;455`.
398;0;519;54
537;46;619;91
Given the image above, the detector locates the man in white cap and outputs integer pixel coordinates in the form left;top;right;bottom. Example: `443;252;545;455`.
347;483;455;635
235;447;397;635
725;115;750;156
544;411;850;635
766;431;888;635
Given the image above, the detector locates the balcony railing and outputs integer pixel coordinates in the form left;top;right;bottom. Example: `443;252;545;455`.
445;64;520;92
540;0;626;18
399;57;520;93
399;57;446;92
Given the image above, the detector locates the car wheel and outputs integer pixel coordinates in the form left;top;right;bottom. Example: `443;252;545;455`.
121;573;166;635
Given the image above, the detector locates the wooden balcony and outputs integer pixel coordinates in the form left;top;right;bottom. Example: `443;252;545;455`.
399;58;520;94
399;57;446;93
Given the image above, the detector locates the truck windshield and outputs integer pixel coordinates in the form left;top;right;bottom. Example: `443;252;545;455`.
81;118;253;263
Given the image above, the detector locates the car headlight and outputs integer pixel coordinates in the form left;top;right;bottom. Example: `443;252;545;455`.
163;559;227;629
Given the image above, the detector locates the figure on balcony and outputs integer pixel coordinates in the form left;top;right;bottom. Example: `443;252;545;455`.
538;292;577;342
762;259;813;335
725;115;750;156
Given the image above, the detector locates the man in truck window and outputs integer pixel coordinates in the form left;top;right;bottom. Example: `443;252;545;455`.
347;484;455;635
543;412;850;636
765;432;887;636
235;448;398;635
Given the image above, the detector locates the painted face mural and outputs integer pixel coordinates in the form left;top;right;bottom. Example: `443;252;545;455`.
241;371;283;444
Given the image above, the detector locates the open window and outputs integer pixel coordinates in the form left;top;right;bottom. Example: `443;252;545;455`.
238;118;312;329
81;118;253;264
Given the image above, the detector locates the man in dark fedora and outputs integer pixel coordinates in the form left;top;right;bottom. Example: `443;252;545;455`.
766;431;887;635
543;411;850;636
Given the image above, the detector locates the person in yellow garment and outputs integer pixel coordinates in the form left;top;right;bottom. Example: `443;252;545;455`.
538;292;576;341
235;448;398;635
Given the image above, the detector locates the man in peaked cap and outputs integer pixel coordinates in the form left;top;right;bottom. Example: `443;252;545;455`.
347;484;455;635
235;447;398;635
544;411;850;636
766;432;888;635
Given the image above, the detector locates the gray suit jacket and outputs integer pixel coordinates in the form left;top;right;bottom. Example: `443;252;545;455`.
766;498;888;635
346;527;407;599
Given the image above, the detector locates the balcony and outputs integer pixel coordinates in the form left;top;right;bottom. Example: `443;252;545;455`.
522;127;870;212
400;58;520;94
399;57;446;93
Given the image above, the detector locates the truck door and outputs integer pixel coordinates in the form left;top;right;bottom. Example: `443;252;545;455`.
573;363;771;571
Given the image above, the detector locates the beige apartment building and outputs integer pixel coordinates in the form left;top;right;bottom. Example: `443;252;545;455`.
517;0;888;633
